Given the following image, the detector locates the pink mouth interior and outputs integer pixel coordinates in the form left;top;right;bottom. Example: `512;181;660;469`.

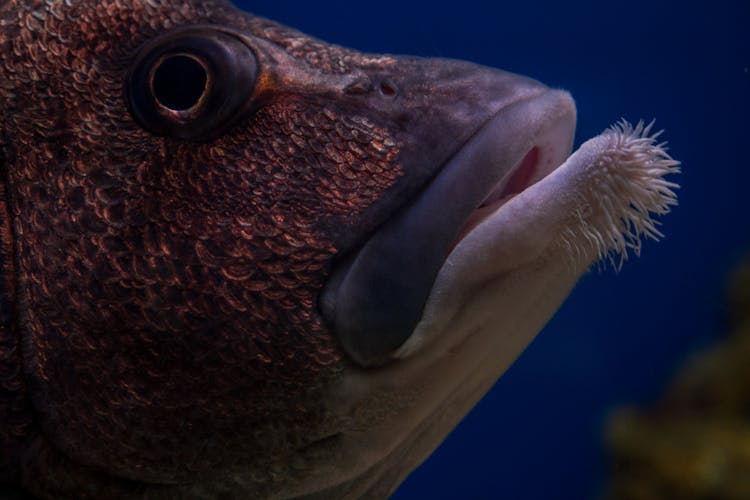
452;147;540;248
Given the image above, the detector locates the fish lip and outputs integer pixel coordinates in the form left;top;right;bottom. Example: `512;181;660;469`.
449;97;577;250
321;89;576;367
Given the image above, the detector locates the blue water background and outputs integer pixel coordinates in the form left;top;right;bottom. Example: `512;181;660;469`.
239;1;748;498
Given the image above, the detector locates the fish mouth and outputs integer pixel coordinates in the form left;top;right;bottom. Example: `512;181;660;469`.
321;90;576;367
452;140;565;249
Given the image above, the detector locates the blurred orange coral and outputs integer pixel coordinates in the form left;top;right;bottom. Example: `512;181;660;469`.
605;254;750;500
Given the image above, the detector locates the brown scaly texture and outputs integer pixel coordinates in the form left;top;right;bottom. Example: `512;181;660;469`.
0;0;406;497
0;153;32;485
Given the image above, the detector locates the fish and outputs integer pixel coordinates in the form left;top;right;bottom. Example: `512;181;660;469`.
0;0;679;498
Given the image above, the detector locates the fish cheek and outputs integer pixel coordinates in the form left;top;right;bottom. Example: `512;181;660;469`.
11;156;341;480
14;91;405;480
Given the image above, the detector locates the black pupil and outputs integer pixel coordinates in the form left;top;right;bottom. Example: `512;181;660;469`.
152;55;207;111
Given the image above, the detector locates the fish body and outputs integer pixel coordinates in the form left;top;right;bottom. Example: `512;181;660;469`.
0;1;678;498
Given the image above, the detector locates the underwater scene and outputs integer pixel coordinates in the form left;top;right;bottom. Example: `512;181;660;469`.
242;0;749;499
0;0;746;498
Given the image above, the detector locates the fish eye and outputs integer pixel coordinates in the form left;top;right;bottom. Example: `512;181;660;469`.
127;28;258;140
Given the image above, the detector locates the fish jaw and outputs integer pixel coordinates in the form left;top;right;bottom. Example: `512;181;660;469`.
304;121;679;499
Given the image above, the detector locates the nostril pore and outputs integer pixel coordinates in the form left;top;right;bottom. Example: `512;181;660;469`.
379;80;398;97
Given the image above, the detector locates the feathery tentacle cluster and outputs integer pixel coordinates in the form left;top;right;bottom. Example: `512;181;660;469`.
560;120;680;270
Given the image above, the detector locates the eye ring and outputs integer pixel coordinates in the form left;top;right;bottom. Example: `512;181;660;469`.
127;27;259;141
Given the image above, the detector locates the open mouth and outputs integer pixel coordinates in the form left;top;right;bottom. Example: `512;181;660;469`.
321;90;577;367
453;147;541;248
449;93;579;253
453;146;549;248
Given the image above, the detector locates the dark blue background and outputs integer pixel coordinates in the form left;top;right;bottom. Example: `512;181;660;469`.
236;1;749;498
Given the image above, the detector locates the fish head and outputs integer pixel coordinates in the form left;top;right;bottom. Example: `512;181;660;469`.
0;0;677;497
